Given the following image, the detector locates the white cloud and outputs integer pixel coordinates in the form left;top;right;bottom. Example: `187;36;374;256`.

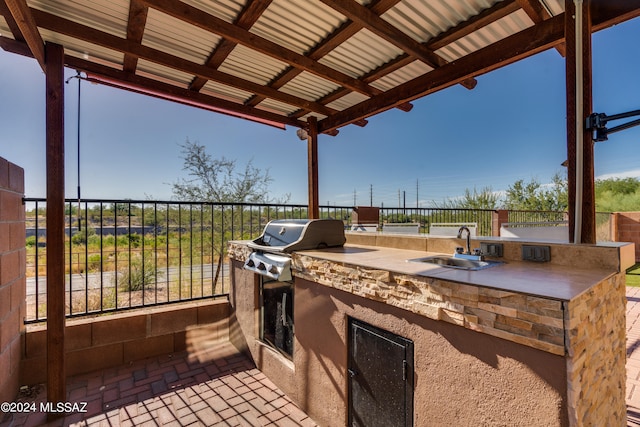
596;169;640;180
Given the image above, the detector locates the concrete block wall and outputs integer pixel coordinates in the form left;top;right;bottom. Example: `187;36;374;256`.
21;300;230;386
0;157;26;405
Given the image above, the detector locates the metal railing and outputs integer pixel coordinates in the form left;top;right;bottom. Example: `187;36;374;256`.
24;199;354;323
378;207;495;235
26;199;606;322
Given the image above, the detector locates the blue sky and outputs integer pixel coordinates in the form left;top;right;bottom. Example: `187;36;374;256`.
1;17;640;207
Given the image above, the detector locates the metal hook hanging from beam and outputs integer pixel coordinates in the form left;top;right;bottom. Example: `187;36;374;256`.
586;109;640;142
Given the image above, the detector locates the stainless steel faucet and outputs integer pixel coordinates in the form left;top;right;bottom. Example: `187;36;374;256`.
457;226;471;255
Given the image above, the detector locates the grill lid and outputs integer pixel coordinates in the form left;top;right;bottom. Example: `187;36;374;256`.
248;219;345;253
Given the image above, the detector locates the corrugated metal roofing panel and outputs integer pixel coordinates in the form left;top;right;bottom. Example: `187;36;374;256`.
325;91;370;112
180;0;246;23
219;44;289;86
136;58;193;88
0;17;10;38
383;0;497;44
279;71;341;102
254;98;301;116
436;9;533;62
370;60;433;92
28;0;128;38
297;111;328;122
201;81;254;104
142;9;220;64
319;28;403;78
251;0;347;55
38;28;124;66
542;0;564;17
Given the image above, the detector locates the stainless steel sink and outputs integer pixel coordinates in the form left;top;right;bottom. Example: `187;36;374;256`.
406;255;504;271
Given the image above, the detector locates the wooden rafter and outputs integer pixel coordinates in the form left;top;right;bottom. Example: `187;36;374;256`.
189;0;273;92
517;0;566;56
290;0;521;122
123;0;148;73
3;0;45;70
141;0;383;98
319;0;476;90
0;0;24;42
29;8;338;117
246;0;413;114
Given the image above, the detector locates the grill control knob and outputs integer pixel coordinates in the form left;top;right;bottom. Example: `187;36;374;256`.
257;262;266;271
246;259;255;267
269;265;279;274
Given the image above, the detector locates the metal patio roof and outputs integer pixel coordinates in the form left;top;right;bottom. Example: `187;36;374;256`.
1;0;639;134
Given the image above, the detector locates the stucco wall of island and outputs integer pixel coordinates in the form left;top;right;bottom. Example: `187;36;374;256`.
228;232;634;426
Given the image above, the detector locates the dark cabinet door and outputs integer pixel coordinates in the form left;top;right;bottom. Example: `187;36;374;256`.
348;318;413;427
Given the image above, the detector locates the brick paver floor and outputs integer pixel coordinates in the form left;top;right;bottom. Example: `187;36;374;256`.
628;286;640;426
2;340;317;427
5;286;640;426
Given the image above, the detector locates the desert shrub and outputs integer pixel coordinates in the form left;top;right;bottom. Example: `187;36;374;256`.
87;254;102;271
118;254;162;292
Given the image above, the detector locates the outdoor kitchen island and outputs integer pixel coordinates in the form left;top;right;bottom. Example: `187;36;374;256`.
228;232;634;427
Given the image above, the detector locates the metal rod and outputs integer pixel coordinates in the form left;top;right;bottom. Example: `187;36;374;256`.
606;117;640;136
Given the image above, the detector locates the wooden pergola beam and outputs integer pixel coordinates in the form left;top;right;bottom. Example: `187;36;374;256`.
123;0;148;73
29;8;338;117
3;0;45;70
319;0;477;90
44;41;66;416
141;0;382;98
517;0;566;56
190;0;273;92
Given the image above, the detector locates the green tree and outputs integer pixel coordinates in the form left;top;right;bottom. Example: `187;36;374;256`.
595;177;640;212
171;139;288;203
504;173;567;211
435;186;500;209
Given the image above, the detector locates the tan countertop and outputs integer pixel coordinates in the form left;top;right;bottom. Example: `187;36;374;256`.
296;244;617;301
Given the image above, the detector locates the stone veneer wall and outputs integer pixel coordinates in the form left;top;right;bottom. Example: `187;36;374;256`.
0;158;25;406
290;252;566;355
229;242;566;355
564;272;627;426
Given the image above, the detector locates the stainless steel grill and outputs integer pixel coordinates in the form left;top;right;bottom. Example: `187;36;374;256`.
244;219;345;280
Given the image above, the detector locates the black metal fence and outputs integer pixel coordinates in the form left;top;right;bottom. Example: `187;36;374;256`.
24;199;610;323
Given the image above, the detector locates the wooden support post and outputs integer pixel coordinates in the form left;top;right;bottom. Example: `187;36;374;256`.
45;42;66;413
307;117;319;219
565;0;595;243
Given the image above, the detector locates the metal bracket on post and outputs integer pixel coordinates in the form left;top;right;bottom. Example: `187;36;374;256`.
586;109;640;142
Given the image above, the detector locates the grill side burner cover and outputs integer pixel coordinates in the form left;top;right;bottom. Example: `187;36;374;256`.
248;219;345;253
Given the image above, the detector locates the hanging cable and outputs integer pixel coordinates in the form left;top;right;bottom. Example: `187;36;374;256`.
65;70;82;231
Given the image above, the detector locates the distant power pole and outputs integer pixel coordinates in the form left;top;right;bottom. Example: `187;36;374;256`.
370;184;373;206
416;179;419;208
353;189;357;206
